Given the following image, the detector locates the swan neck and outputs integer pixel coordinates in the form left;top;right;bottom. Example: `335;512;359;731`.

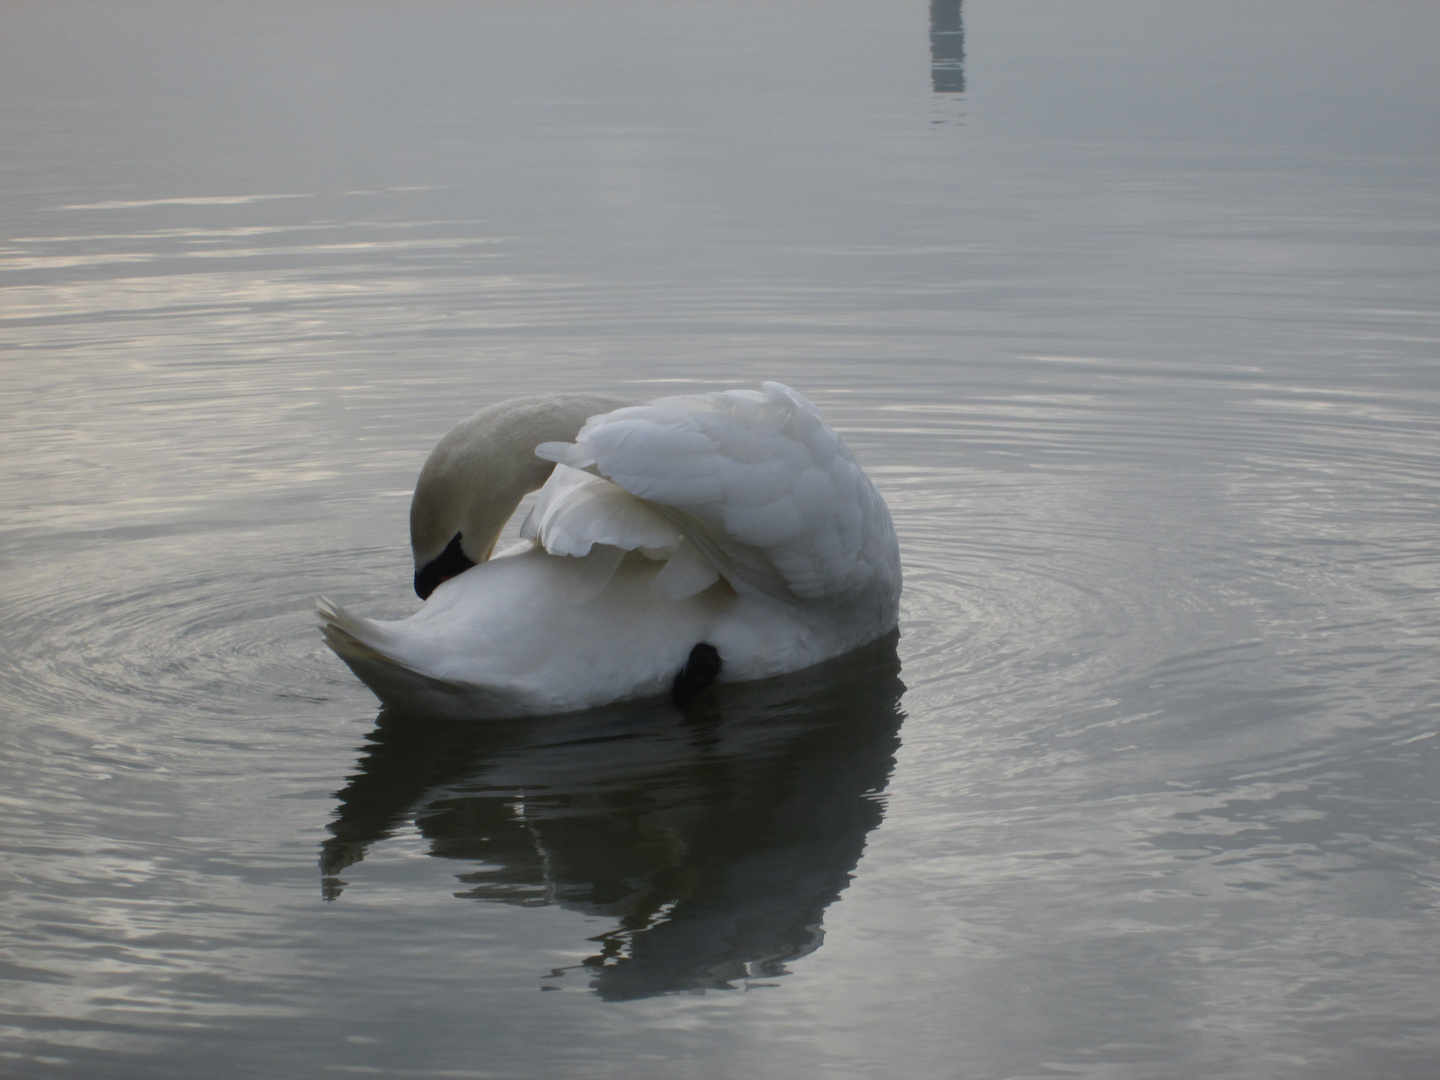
409;393;630;576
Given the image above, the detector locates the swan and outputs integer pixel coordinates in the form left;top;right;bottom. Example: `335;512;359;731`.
318;382;901;718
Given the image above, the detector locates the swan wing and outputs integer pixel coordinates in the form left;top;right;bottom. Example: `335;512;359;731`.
537;382;895;602
520;464;681;557
518;464;723;602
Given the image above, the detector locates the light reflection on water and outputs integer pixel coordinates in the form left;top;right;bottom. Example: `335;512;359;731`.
0;1;1438;1077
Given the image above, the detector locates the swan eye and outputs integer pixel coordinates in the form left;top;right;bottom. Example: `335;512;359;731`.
415;532;476;600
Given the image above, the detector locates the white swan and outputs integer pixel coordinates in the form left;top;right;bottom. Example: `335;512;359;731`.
318;382;901;718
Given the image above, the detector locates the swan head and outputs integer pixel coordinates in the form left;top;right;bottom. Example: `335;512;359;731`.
409;393;631;599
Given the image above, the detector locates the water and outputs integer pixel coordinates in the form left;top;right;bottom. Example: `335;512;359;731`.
1;1;1437;1076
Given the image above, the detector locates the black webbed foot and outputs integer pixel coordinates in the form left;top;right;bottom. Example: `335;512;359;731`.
671;643;722;706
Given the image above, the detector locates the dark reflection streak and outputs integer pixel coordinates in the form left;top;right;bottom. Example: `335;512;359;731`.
930;0;965;94
321;634;905;1000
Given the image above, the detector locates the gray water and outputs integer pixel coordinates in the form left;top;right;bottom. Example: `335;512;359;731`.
2;2;1438;1077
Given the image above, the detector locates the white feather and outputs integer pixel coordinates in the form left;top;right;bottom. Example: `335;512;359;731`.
652;537;721;602
520;465;680;557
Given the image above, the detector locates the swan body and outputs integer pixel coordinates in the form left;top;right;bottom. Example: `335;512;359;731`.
319;382;900;718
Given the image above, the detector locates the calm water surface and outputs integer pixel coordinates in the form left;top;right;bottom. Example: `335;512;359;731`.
2;2;1438;1077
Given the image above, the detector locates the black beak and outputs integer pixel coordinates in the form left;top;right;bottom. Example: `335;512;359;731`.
414;532;477;600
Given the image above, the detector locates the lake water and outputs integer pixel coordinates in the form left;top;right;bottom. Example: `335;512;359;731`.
2;2;1437;1077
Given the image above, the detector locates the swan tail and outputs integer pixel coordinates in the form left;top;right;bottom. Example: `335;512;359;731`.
316;596;529;720
316;596;452;709
316;596;408;664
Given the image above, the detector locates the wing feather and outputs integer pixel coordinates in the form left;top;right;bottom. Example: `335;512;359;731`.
536;382;895;602
520;465;680;557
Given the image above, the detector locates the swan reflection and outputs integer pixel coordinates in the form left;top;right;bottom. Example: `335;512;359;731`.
321;634;904;999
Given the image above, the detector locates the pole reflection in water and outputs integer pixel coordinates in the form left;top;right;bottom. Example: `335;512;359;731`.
930;0;965;94
321;633;904;1000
